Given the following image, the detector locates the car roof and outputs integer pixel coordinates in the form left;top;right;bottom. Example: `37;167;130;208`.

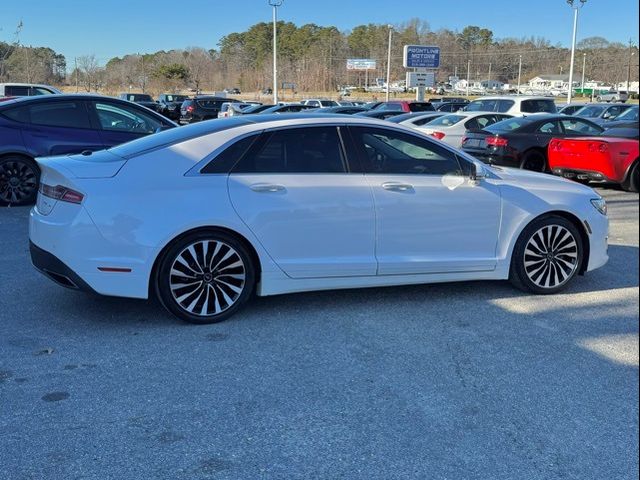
470;95;553;101
0;93;137;107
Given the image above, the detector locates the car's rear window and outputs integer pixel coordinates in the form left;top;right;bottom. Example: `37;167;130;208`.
485;117;532;133
521;99;557;114
408;102;435;112
465;99;498;112
109;117;254;159
427;114;465;127
123;94;153;102
575;105;606;118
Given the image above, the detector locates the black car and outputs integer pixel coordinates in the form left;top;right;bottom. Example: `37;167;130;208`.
354;110;406;120
0;94;176;206
237;104;275;115
309;106;368;115
179;96;240;124
157;94;189;120
433;102;468;113
118;93;160;112
429;97;469;104
461;114;604;172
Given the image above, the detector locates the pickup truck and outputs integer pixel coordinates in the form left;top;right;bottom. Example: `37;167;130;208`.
596;90;629;103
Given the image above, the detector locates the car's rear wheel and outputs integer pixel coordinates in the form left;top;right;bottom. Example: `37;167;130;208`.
520;150;547;172
622;161;639;193
0;155;40;207
156;231;256;324
510;215;583;294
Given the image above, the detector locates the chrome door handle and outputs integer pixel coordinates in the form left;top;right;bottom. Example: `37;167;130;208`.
382;182;414;192
249;183;286;193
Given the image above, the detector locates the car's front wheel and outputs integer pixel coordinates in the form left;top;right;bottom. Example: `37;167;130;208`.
156;231;256;324
510;215;584;294
0;155;40;206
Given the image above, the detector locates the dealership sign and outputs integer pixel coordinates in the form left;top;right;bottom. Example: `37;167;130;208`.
406;71;435;88
403;45;440;69
346;59;377;70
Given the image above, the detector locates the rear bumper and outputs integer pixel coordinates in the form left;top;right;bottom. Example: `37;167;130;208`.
551;167;614;183
30;240;96;293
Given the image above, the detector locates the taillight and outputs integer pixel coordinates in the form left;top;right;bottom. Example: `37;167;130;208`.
485;136;508;147
549;140;561;151
430;131;446;140
588;142;608;153
186;105;194;113
39;184;84;204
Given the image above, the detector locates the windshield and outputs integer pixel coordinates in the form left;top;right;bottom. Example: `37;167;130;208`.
485;117;532;133
320;100;338;107
123;94;153;102
427;114;465;127
165;95;187;102
575;105;606;118
615;106;639;121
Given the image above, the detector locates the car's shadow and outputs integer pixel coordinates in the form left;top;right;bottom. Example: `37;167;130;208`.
48;244;638;327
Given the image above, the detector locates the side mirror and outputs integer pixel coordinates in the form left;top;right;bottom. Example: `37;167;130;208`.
470;163;487;184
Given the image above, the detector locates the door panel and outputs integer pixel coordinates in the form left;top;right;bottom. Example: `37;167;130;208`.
227;126;376;279
348;126;502;275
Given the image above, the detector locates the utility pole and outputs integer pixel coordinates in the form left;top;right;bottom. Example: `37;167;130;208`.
466;59;471;98
268;0;283;105
488;62;492;90
517;55;522;96
626;40;635;94
75;57;78;93
385;25;393;102
581;53;586;97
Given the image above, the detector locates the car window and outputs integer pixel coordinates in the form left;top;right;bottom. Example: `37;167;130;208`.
485;117;532;133
94;101;162;134
232;127;346;174
536;121;562;134
350;126;461;175
201;135;259;174
428;115;465;127
560;119;603;135
464;115;497;131
496;100;515;113
32;87;55;96
615;107;639;121
413;115;442;126
4;86;30;96
521;99;557;114
603;106;626;119
17;101;91;129
408;102;434;112
465;99;498;112
197;99;224;109
575;105;606;118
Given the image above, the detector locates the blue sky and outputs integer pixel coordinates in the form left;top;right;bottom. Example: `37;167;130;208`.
1;0;638;65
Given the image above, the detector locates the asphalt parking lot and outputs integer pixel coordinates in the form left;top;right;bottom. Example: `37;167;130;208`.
0;186;638;480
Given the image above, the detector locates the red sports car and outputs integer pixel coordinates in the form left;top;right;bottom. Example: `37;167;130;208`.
548;136;639;192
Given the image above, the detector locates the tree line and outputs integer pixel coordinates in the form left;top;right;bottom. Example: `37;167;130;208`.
1;20;638;95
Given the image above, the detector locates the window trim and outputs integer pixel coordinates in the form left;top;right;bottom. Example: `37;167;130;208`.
346;125;468;176
192;131;262;176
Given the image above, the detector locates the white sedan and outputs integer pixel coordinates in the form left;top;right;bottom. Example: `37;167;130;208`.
29;114;609;324
417;111;513;148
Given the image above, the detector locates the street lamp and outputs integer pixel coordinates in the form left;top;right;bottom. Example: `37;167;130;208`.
268;0;283;105
385;25;393;102
566;0;587;104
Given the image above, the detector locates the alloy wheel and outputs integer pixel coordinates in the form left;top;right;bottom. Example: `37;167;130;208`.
0;160;38;205
168;240;246;316
523;225;579;289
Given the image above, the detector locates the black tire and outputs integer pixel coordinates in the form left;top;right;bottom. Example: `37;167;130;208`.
509;215;584;295
596;96;602;102
622;161;639;193
0;155;40;207
520;150;547;172
155;231;256;324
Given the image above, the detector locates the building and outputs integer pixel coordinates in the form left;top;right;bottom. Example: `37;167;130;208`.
527;74;580;91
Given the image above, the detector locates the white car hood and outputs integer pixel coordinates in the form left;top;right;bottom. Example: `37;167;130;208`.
490;166;597;196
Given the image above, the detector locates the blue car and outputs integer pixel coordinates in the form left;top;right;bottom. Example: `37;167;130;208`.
0;94;177;206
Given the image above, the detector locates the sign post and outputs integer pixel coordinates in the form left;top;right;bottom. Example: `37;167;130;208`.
403;45;440;102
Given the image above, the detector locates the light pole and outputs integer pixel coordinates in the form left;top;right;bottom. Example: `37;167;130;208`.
517;54;522;95
566;0;587;104
268;0;283;105
626;41;635;95
466;59;471;98
385;25;393;102
581;52;586;97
